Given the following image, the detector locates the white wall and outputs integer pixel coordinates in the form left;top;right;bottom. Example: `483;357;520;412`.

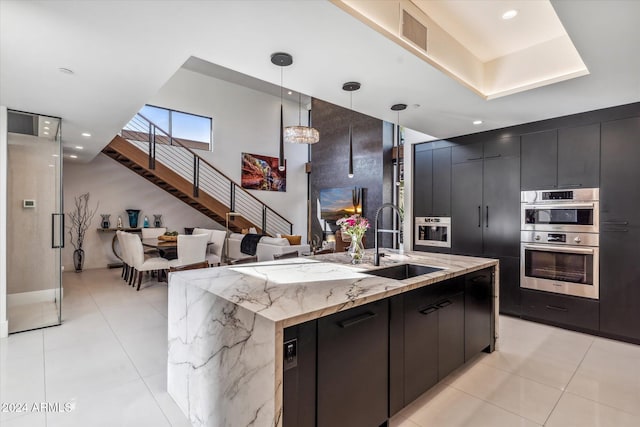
147;68;309;240
0;106;8;337
62;154;221;270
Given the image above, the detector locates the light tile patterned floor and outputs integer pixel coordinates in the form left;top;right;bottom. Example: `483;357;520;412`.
1;268;639;426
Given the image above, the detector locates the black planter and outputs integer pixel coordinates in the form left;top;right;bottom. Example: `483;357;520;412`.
126;209;140;228
73;248;85;272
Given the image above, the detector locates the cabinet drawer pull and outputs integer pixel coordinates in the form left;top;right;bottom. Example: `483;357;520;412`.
484;154;502;159
478;206;481;227
562;183;583;188
545;305;568;312
419;306;438;315
602;229;629;233
486;206;489;228
601;221;629;225
338;311;377;328
437;300;452;308
467;156;483;161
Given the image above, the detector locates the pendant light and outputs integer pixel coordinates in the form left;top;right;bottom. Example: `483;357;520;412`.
285;92;320;144
271;52;293;171
391;103;407;186
343;81;361;179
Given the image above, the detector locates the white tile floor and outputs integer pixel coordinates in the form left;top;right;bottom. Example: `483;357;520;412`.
0;268;639;427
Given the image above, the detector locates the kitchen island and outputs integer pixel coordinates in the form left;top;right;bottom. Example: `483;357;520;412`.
167;250;499;427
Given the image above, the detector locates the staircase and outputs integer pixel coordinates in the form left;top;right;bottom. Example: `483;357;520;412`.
102;113;293;236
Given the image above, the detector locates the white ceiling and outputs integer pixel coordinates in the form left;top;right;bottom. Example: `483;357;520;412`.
413;0;567;62
1;0;639;163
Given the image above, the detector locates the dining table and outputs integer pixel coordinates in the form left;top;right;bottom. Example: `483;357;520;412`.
142;238;179;260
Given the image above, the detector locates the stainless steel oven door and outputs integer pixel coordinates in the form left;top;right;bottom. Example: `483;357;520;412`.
415;217;451;248
521;202;599;233
521;244;599;299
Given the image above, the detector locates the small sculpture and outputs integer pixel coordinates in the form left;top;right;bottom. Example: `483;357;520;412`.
117;216;123;229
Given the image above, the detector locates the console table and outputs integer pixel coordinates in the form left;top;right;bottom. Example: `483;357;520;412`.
96;228;142;268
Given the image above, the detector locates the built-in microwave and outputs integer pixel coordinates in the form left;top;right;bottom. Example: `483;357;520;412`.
415;217;451;248
521;188;599;233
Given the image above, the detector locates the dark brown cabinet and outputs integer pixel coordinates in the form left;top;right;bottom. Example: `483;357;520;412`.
450;136;521;315
317;299;389;427
521;289;599;331
402;279;464;405
599;116;640;341
521;124;600;191
283;320;316;427
285;268;496;425
464;268;494;361
413;145;451;217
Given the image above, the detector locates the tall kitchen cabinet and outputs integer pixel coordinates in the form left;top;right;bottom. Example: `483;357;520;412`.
413;145;452;252
451;136;521;315
599;116;640;341
521;124;600;190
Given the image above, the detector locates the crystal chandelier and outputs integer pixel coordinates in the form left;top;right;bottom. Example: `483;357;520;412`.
285;93;320;144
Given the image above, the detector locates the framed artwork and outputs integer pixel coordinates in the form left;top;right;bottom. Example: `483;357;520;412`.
319;187;363;221
241;152;286;192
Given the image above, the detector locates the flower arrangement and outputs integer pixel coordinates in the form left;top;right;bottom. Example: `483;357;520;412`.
336;214;370;240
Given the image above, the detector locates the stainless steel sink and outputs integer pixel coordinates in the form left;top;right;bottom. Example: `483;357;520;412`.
366;264;443;280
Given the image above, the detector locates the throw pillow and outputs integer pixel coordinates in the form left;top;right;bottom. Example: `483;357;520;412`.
282;234;302;245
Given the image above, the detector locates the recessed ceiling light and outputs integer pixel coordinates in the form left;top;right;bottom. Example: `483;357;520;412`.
75;145;84;150
287;91;293;95
49;164;55;168
473;120;483;125
81;132;91;137
44;126;49;130
44;120;50;124
52;154;59;157
43;131;49;135
502;10;518;20
69;154;78;159
58;67;74;74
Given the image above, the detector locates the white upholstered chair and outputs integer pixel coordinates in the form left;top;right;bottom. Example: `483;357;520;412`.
141;227;167;256
167;234;209;269
193;228;226;266
129;233;169;291
141;227;167;239
116;231;130;282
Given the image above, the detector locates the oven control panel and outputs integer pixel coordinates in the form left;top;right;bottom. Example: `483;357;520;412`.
523;231;598;247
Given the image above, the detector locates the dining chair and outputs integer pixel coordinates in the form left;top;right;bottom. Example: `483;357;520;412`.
129;233;169;291
141;227;167;256
116;231;129;282
193;228;227;266
273;250;299;260
123;232;138;285
167;234;209;270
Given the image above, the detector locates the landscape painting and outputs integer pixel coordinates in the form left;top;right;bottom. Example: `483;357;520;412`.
241;152;286;192
320;187;363;221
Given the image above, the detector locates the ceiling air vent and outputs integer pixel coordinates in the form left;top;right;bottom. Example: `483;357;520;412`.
7;111;38;136
401;9;427;52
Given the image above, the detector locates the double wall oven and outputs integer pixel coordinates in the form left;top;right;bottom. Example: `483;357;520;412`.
520;189;599;299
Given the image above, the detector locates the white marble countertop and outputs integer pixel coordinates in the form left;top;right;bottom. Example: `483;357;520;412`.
169;249;498;328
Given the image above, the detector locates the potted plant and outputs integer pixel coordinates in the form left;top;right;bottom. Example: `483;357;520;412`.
67;192;98;272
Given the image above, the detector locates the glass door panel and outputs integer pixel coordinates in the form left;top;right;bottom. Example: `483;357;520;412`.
6;111;63;333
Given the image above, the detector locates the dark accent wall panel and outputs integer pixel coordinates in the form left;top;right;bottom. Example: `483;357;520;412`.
310;98;393;248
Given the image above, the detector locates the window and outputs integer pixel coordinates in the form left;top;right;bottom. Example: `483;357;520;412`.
133;105;212;150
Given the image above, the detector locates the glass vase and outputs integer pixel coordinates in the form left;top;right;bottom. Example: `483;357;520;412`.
348;235;365;264
126;209;140;228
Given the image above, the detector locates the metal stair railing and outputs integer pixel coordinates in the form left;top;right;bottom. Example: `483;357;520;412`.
121;113;293;236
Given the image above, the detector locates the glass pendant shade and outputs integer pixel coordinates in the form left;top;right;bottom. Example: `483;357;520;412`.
284;125;319;144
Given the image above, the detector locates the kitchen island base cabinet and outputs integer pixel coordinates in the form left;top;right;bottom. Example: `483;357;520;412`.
403;279;464;406
464;268;494;361
317;299;389;427
283;321;316;427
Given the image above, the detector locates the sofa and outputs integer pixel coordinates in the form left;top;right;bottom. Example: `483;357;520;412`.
227;233;310;262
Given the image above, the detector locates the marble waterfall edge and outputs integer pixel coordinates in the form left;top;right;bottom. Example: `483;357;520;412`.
168;277;277;427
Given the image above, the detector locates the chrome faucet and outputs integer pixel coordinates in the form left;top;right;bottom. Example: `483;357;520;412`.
373;203;403;266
